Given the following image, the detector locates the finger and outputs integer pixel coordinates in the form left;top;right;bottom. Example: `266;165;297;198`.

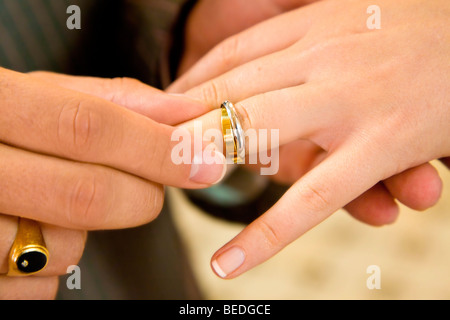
258;142;400;227
0;69;226;188
384;163;443;211
167;3;322;93
181;81;338;154
344;183;399;226
250;140;323;185
28;72;211;125
0;275;59;300
210;141;391;278
0;143;164;230
257;140;401;226
251;140;401;227
183;46;313;108
345;163;443;225
0;215;86;276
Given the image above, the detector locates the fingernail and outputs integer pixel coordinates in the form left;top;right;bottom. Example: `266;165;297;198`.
211;246;246;278
189;143;227;185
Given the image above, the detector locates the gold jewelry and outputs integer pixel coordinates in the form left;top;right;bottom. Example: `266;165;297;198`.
221;101;245;163
7;218;49;276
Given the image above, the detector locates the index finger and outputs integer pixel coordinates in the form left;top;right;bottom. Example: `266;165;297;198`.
28;72;212;126
0;69;226;188
210;141;395;278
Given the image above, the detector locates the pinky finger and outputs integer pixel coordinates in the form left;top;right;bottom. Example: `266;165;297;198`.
0;276;59;300
344;182;399;226
384;163;443;212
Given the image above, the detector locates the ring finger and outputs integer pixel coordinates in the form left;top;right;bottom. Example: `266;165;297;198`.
0;214;86;277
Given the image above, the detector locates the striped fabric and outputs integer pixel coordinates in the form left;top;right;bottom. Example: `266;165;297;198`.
0;0;185;85
0;0;91;72
0;0;202;300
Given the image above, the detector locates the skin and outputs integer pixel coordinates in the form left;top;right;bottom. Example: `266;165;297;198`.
0;69;226;299
177;0;444;227
1;0;315;300
176;0;446;225
2;0;446;298
178;0;321;75
168;0;450;278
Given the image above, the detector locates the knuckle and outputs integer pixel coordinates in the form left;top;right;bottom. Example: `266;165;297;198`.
110;76;141;88
253;219;282;251
125;183;164;228
143;183;165;223
107;77;142;104
216;36;240;69
198;80;224;107
57;98;101;158
115;76;142;88
300;182;331;213
67;173;110;229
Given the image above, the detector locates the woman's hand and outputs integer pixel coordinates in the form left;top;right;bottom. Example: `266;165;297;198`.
246;140;444;226
169;0;450;278
177;0;443;227
0;69;226;299
179;0;321;75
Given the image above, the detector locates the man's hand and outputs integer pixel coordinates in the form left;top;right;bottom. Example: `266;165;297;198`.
0;69;226;299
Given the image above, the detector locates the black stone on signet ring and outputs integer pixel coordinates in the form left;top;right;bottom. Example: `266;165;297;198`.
16;251;48;273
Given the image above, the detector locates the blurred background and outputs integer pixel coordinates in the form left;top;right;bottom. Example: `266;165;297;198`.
169;160;450;300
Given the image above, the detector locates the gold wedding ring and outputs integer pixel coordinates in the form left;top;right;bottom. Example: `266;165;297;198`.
221;101;245;164
7;218;49;276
